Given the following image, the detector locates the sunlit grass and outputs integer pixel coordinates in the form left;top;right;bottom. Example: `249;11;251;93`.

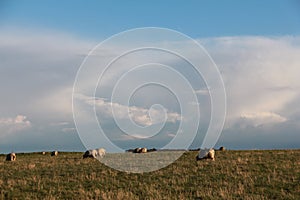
0;150;299;199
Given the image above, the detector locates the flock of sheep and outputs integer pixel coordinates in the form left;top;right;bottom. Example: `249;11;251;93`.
126;147;158;153
5;148;106;161
5;151;59;161
83;148;106;159
4;146;225;162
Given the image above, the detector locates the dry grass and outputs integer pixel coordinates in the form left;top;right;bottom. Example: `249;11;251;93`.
0;150;299;199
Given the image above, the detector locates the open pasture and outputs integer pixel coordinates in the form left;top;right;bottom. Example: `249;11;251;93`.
0;150;299;199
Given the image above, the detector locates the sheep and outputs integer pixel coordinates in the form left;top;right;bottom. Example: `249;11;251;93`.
207;149;215;160
219;146;226;151
134;147;142;153
51;151;58;156
6;152;16;161
134;148;142;153
133;147;148;153
83;150;93;158
86;149;97;158
147;148;157;152
42;151;46;155
83;148;106;159
196;148;215;161
96;148;106;158
91;149;98;158
141;147;147;153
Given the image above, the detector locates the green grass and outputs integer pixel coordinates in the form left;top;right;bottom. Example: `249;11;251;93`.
0;150;299;199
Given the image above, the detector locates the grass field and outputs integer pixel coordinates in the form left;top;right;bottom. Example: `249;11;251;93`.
0;149;299;199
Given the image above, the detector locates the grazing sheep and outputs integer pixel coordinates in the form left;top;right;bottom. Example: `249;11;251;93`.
83;150;93;158
141;147;147;153
6;153;16;161
92;149;98;158
219;146;226;151
51;151;58;156
42;151;46;155
196;148;215;161
82;150;93;158
147;148;157;152
207;149;215;160
127;148;156;153
134;148;142;153
96;148;106;158
133;147;148;153
125;149;135;153
83;148;106;159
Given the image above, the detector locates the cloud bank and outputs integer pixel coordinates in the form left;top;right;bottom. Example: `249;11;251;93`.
1;28;300;152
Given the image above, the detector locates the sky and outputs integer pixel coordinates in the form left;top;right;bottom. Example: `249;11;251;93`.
0;1;300;153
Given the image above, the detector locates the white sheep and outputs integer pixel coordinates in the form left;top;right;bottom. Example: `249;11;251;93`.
6;152;16;161
196;148;215;161
96;148;106;158
141;147;147;153
51;151;58;156
83;148;106;159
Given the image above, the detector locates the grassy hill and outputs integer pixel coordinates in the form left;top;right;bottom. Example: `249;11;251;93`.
0;150;299;199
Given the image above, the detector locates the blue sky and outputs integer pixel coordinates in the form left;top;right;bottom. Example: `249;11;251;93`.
1;0;300;39
0;1;300;153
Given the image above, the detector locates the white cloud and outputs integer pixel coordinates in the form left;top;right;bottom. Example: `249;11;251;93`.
0;115;31;126
0;115;31;137
77;94;181;126
194;89;209;95
240;112;287;127
50;121;70;126
202;36;300;128
167;133;176;137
